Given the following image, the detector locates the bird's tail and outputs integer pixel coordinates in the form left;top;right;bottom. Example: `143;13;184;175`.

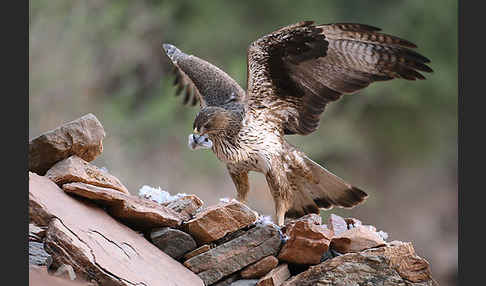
286;156;368;218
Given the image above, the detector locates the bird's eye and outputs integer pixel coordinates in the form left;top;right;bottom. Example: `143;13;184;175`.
204;138;209;142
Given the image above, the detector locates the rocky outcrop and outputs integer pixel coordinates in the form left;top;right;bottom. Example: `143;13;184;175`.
28;114;438;286
29;113;105;175
282;241;437;286
30;172;204;286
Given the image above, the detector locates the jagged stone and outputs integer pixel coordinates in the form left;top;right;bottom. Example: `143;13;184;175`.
29;241;51;266
62;182;183;230
183;200;258;244
256;264;291;286
278;220;332;265
29;113;105;175
150;227;197;260
165;195;204;221
331;225;386;253
282;242;438;286
231;280;259;286
29;172;204;286
46;155;129;194
184;224;282;285
241;256;279;279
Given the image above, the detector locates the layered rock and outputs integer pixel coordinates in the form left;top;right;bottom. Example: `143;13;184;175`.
183;200;258;244
241;256;279;279
29;113;105;175
46;155;129;194
256;264;291;286
282;241;438;286
30;172;204;286
62;182;183;229
184;224;282;285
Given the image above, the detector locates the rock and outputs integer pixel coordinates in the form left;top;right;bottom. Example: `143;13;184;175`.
184;244;212;260
331;225;386;253
29;113;105;175
256;264;291;286
281;213;321;235
282;242;438;286
184;224;282;285
212;273;239;286
29;241;51;266
165;194;204;221
150;227;197;260
241;256;279;279
231;280;258;286
46;155;129;194
30;223;47;242
29;265;90;286
327;214;347;236
29;172;204;286
62;182;183;230
183;200;258;244
278;220;332;265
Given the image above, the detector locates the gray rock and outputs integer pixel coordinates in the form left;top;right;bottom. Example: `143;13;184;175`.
150;227;197;260
29;241;51;266
184;224;282;285
231;280;258;286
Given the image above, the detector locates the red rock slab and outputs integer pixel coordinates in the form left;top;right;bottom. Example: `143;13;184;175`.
256;264;291;286
62;182;183;230
29;172;204;286
282;242;438;286
184;244;212;260
331;225;386;253
278;220;333;265
46;155;129;194
241;256;279;279
183;200;258;244
29;113;105;175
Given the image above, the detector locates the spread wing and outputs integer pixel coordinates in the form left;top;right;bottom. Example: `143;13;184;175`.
246;21;433;135
163;44;246;108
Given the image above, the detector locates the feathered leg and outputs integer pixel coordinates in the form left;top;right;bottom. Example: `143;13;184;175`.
227;164;250;204
265;161;293;226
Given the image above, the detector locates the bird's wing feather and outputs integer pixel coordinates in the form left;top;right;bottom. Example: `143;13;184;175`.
163;44;246;108
246;21;432;135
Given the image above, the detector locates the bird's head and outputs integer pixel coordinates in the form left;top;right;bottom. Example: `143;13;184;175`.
188;106;239;150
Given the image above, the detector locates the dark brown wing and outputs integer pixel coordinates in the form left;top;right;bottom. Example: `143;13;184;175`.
163;43;245;108
246;21;433;135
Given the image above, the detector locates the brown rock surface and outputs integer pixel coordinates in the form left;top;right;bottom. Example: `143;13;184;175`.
184;244;212;260
165;194;204;221
29;172;204;286
183;200;258;244
331;225;386;253
282;242;438;286
241;256;279;279
62;182;183;229
278;220;333;265
184;224;282;285
29;113;105;175
29;265;89;286
256;264;291;286
150;227;197;260
46;155;129;194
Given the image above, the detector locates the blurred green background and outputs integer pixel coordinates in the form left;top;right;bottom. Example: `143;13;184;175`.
29;1;457;285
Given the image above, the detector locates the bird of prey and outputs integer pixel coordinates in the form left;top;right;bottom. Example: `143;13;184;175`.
162;21;432;226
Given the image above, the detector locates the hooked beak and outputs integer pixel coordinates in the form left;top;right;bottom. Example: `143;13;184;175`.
188;133;213;150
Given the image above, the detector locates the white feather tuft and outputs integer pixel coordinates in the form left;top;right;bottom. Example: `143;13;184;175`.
138;185;187;204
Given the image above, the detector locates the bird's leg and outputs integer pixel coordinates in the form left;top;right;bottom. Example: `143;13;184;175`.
227;165;250;204
265;167;293;227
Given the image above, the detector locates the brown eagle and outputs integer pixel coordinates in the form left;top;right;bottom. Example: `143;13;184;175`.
162;21;432;226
